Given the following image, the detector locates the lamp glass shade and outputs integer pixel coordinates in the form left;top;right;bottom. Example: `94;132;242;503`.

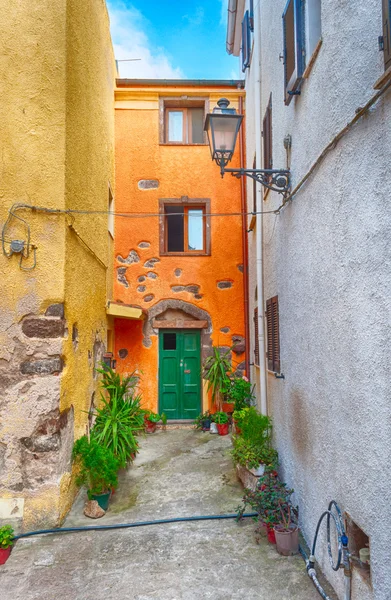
204;113;243;163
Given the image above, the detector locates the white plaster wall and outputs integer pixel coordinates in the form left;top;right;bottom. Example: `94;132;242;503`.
242;0;391;598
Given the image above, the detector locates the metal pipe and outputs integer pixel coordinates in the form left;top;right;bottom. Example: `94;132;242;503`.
253;0;268;414
238;95;250;378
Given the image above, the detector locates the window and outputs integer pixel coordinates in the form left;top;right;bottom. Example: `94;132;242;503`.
159;197;211;256
282;0;305;105
382;0;391;71
304;0;322;78
262;95;272;197
254;307;259;366
241;10;251;72
252;154;257;214
160;99;207;144
108;183;114;238
266;296;280;372
249;0;254;31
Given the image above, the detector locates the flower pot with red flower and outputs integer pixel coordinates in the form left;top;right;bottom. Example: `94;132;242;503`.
213;411;229;435
0;525;14;565
144;411;160;433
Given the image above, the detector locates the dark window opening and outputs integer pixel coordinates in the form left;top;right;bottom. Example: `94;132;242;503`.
165;107;204;144
165;206;184;252
262;95;272;196
241;10;251;72
163;333;177;351
254;307;259;367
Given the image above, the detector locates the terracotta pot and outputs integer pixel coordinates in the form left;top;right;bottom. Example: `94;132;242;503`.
267;526;276;544
216;422;229;435
232;419;242;435
0;546;11;565
274;525;299;555
222;402;234;413
145;420;157;433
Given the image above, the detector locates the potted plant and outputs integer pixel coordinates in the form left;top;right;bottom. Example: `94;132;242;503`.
213;411;229;435
195;410;212;431
72;436;120;511
144;411;160;433
273;486;299;556
225;376;255;412
203;347;231;411
232;407;250;435
231;436;278;473
161;412;168;431
0;525;14;565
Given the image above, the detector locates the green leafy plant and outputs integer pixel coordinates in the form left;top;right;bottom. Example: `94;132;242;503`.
194;410;212;429
203;347;231;410
226;376;255;411
232;407;250;424
0;525;14;549
145;411;161;423
72;436;120;498
231;436;278;469
212;411;229;424
240;407;273;448
161;413;168;426
96;364;137;402
237;473;297;530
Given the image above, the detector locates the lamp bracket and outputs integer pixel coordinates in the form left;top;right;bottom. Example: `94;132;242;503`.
221;166;291;196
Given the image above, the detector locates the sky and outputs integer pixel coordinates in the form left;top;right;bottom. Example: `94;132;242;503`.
107;0;240;80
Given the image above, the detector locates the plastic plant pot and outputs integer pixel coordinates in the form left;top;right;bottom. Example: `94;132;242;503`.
273;525;299;555
267;526;276;544
209;422;218;434
91;491;111;511
202;419;211;431
145;420;157;434
232;419;242;435
216;423;229;436
0;547;11;565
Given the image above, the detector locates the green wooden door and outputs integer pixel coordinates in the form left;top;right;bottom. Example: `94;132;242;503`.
159;330;201;420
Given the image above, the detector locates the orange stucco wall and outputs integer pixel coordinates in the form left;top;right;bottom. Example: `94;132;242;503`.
114;84;246;414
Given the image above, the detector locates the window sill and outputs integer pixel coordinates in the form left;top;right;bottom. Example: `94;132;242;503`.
160;142;209;147
267;370;285;379
303;38;323;79
374;65;391;90
160;251;210;257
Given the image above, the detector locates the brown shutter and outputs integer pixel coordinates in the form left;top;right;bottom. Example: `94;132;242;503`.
266;299;273;371
383;0;391;71
266;296;280;372
271;296;280;372
254;308;259;366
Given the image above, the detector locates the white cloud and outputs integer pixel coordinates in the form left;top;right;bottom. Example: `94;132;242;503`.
182;7;205;26
219;0;228;26
107;1;184;79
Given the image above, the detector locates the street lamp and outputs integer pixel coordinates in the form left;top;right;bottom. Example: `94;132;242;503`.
204;98;290;196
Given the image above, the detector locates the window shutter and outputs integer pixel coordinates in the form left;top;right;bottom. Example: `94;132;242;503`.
249;0;254;31
282;0;305;105
271;296;280;372
262;96;272;171
254;307;259;366
383;0;391;71
266;296;280;372
241;11;251;72
266;300;273;371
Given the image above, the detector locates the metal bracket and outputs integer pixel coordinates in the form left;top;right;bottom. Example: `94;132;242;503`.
274;372;285;379
222;167;291;196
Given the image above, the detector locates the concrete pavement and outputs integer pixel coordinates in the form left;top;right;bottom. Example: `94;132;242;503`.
1;428;333;599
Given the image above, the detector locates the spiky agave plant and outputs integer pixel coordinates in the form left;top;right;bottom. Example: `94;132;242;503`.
203;346;231;411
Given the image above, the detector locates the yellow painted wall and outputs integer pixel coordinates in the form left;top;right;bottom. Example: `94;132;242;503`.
0;0;115;530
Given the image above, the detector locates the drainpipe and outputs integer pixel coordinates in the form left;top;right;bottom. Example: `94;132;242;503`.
238;95;250;379
253;1;268;414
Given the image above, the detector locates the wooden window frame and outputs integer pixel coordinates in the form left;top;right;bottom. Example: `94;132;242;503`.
262;95;272;199
282;0;305;105
266;296;281;373
159;197;211;256
159;98;209;145
383;0;391;71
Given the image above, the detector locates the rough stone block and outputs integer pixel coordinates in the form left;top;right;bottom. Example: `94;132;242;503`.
117;267;129;288
144;258;160;269
232;335;245;354
117;250;140;264
174;268;182;277
45;304;64;318
237;264;244;273
138;241;151;248
138;275;146;282
21;433;61;452
137;285;146;293
143;294;154;303
220;327;230;334
84;500;105;519
22;318;65;339
20;357;63;376
118;349;128;359
137;180;159;190
146;272;158;279
217;281;233;289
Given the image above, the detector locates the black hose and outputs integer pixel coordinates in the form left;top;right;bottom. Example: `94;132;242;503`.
13;512;258;541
